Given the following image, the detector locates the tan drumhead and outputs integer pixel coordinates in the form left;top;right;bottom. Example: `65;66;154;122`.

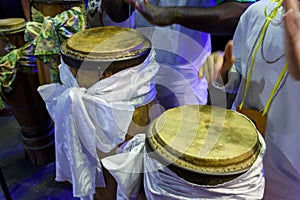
147;105;260;175
61;26;151;62
0;18;26;34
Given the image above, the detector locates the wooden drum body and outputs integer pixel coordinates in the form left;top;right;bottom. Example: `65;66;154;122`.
0;18;55;166
3;57;55;166
60;26;157;199
146;105;263;186
30;0;84;85
31;0;83;18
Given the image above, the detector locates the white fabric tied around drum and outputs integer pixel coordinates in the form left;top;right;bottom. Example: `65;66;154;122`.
144;132;266;200
102;133;146;200
102;133;266;200
37;50;159;200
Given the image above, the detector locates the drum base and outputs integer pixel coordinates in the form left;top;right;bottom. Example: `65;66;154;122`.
22;128;55;166
2;63;55;167
94;162;117;200
94;99;159;199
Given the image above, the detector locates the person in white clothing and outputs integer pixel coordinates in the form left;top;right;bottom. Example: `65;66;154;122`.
102;0;255;109
200;0;300;199
129;0;257;109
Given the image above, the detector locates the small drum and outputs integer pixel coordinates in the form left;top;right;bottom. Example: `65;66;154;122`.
60;26;157;199
145;105;265;198
0;18;26;56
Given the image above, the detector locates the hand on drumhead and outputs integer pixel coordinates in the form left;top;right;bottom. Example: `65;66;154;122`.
124;0;174;26
199;40;235;84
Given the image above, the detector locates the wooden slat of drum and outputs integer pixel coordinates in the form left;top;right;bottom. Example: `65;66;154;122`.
32;1;83;17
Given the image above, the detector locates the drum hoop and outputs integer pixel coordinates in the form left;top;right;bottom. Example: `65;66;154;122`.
60;33;152;70
146;105;262;176
0;18;26;34
0;27;25;35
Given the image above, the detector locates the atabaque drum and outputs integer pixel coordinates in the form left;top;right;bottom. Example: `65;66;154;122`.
61;26;154;133
0;18;55;166
0;18;26;56
3;56;55;167
145;105;265;199
60;26;158;200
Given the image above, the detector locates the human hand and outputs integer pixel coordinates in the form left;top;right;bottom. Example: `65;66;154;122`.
124;0;174;26
284;0;300;80
199;40;235;84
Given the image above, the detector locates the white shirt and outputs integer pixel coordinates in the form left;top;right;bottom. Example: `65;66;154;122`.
219;0;300;198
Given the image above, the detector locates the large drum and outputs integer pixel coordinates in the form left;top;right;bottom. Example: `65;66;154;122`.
60;26;158;199
0;18;55;166
145;105;265;199
30;0;84;85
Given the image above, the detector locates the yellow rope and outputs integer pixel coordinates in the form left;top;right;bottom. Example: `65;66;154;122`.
239;0;284;112
262;62;287;116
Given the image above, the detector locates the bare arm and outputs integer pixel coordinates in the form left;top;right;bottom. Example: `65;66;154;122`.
126;0;252;35
284;0;300;80
173;2;251;35
102;0;135;23
21;0;31;21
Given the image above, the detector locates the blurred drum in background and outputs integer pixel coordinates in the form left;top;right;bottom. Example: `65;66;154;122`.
60;26;159;199
27;0;85;85
0;18;26;56
145;105;266;199
30;0;84;18
0;18;55;166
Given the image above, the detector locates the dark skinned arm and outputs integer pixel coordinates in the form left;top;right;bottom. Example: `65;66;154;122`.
174;2;252;35
102;0;135;23
21;0;31;21
284;0;300;80
126;0;252;35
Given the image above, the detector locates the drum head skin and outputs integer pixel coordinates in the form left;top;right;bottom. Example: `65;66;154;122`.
147;105;261;184
61;26;151;70
0;18;26;34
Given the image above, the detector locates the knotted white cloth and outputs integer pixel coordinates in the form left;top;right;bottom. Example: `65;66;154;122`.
144;133;266;200
103;133;265;200
37;50;159;199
